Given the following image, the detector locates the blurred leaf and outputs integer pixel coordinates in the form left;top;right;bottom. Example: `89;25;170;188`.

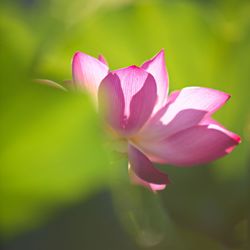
0;7;111;235
0;83;111;236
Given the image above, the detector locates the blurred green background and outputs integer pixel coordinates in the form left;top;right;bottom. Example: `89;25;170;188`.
0;0;249;249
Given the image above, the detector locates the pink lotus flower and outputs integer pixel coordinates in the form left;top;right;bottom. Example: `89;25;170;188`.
71;49;240;191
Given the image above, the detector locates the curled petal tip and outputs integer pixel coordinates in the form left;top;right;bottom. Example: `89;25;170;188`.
128;163;170;192
128;145;170;186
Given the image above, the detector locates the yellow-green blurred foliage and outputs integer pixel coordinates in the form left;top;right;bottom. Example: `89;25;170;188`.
0;0;249;249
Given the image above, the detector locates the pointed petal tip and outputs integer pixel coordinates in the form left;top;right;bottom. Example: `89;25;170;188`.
207;123;241;144
221;91;231;103
224;133;241;153
233;134;241;143
98;54;108;66
159;48;165;55
226;93;231;100
129;65;141;70
150;49;165;61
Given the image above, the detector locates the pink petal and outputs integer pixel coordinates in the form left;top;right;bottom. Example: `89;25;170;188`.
72;51;109;99
110;66;157;135
141;49;169;112
200;117;241;152
137;90;180;141
98;73;125;132
98;54;108;66
128;165;167;191
128;144;170;189
138;87;230;141
136;123;240;166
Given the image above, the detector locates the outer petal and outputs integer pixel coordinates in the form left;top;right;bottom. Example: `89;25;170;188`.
138;87;230;141
72;51;109;99
136;124;240;166
141;49;169;112
128;165;167;191
110;66;157;135
128;144;170;190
